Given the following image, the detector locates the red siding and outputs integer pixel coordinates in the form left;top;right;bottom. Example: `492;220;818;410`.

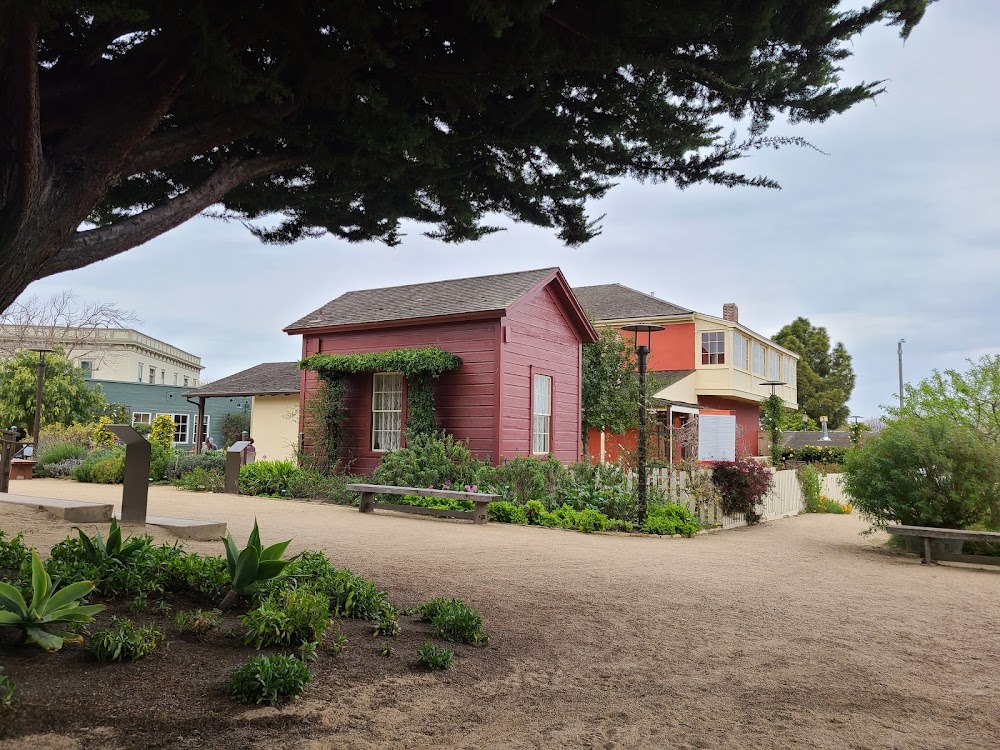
501;286;583;463
697;396;761;457
613;321;696;372
299;320;500;474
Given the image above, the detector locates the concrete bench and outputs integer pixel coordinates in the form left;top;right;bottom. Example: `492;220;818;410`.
0;493;113;522
886;525;1000;566
346;483;499;525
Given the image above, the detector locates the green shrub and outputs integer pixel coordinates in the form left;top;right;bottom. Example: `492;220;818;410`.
286;470;361;504
149;414;175;452
242;587;330;648
36;441;87;468
91;416;116;450
378;641;394;657
372;431;486;491
176;466;225;493
487;501;528;524
160;551;230;599
70;449;111;482
798;464;822;512
175;608;222;639
711;459;774;525
149;443;174;481
559;461;636;521
329;625;348;655
418;597;488;645
238;460;301;496
38;423;92;448
0;530;30;576
220;520;297;610
90;617;164;661
522;499;547;524
843;416;1000;532
90;452;126;484
416;641;454;670
165;451;226;480
781;445;848;465
284;550;389;621
226;654;311;705
487;456;546;504
133;422;152;437
395;494;474;512
0;668;15;708
641;503;700;536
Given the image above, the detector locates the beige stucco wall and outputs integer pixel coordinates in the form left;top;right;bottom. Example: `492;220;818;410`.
249;395;300;462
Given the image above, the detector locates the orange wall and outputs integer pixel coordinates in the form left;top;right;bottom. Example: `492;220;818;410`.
697;396;761;457
615;322;695;371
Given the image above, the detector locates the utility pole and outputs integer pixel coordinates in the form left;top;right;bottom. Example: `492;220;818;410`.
897;339;905;411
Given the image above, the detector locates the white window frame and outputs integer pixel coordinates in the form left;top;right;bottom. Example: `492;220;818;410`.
173;373;178;385
137;362;144;382
131;412;151;426
371;372;404;452
160;369;165;384
195;415;210;445
183;376;189;387
148;365;155;384
532;374;552;454
783;356;795;387
157;413;190;444
768;350;780;381
732;333;749;371
752;341;766;377
700;331;725;365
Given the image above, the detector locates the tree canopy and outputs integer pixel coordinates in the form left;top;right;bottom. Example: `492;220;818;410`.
773;317;855;428
582;327;640;458
0;349;105;433
886;355;1000;443
0;1;930;309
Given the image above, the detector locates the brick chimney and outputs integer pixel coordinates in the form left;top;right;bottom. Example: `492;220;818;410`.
723;303;738;323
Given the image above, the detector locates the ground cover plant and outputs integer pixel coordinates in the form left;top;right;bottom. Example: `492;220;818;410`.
0;515;490;741
416;641;454;670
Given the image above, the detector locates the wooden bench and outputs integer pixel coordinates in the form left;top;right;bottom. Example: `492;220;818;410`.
346;484;499;525
886;525;1000;566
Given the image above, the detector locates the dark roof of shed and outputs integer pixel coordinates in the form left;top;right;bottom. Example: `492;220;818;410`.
183;362;300;398
571;284;692;321
285;268;559;331
781;431;853;449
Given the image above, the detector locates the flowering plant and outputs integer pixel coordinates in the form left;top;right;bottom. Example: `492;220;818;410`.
710;458;774;524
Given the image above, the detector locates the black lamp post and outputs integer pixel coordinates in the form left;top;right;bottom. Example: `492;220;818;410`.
28;347;55;453
621;322;664;527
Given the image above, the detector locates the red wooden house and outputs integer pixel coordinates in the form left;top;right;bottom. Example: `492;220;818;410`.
284;268;597;474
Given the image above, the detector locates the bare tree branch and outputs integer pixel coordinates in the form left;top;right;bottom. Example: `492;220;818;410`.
0;290;140;368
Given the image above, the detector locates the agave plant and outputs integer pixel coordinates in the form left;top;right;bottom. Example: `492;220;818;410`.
74;517;149;568
0;550;104;650
220;520;296;610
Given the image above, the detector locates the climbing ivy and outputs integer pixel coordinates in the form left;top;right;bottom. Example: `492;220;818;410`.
300;348;462;468
761;394;786;467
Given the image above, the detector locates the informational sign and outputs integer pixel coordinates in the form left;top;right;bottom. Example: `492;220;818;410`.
698;413;737;462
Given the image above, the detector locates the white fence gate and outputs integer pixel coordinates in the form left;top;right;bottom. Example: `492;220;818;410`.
632;466;809;529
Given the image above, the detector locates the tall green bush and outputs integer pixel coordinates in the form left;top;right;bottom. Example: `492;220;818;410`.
372;431;485;490
843;416;1000;532
149;414;175;452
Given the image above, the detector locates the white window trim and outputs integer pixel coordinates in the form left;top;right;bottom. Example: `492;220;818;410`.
532;373;552;455
157;413;190;444
767;350;780;381
700;331;726;366
371;372;404;453
751;341;766;377
137;362;144;382
131;412;151;425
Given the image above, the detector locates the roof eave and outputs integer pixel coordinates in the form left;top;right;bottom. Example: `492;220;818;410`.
284;308;506;336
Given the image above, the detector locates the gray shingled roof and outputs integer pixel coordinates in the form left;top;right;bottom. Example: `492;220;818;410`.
285;268;558;331
781;431;853;449
571;284;691;321
184;362;300;398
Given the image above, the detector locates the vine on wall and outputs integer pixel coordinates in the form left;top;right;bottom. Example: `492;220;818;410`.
300;347;463;469
761;394;785;467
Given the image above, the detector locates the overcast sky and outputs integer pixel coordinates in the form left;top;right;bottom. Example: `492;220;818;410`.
16;1;999;419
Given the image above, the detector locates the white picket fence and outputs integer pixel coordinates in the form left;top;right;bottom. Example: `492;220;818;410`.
629;466;846;529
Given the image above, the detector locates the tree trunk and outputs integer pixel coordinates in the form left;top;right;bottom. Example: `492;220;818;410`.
581;422;590;462
219;588;241;612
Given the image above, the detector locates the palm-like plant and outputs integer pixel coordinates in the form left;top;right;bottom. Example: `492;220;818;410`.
220;520;296;610
0;550;105;650
74;518;149;568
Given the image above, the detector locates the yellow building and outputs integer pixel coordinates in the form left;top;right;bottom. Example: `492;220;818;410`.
184;362;300;461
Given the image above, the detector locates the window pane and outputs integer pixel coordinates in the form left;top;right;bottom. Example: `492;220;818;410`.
372;372;404;452
701;332;725;365
532;375;552;453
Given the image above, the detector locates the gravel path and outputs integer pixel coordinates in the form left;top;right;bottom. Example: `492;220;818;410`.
3;478;999;749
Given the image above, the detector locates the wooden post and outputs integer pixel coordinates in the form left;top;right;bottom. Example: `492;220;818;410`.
922;536;934;565
359;492;375;513
473;500;489;525
0;429;18;494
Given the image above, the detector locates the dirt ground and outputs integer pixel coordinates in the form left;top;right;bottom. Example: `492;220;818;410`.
1;478;999;750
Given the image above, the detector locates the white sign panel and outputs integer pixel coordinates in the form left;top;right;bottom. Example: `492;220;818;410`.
698;414;737;462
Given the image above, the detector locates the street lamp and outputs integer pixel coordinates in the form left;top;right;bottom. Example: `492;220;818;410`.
621;322;664;527
27;347;55;454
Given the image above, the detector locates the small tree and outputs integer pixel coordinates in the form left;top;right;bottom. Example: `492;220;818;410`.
0;348;105;431
149;414;176;452
843;416;1000;532
581;328;639;461
221;412;251;448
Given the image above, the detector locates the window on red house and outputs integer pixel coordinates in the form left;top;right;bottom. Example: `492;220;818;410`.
372;372;403;452
532;374;552;454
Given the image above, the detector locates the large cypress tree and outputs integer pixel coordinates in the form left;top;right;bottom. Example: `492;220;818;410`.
0;1;931;309
773;317;856;428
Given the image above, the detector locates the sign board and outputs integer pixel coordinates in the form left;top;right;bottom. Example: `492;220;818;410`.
698;413;737;462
